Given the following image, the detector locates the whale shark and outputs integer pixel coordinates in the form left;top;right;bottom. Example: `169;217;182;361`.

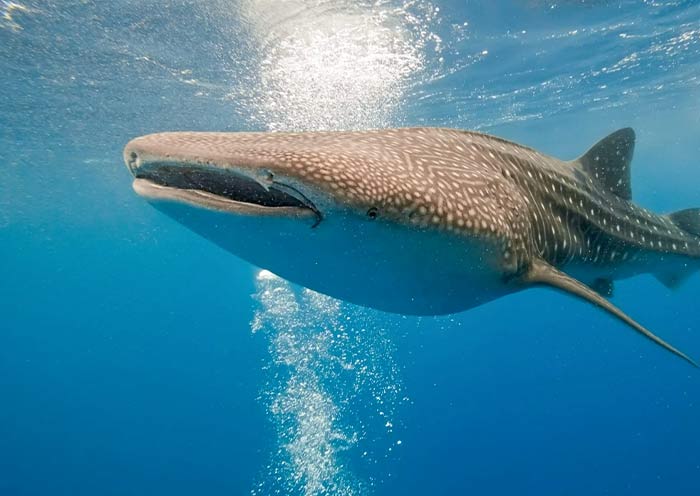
124;127;700;366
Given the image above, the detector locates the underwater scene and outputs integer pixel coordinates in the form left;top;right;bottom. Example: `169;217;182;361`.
2;1;700;495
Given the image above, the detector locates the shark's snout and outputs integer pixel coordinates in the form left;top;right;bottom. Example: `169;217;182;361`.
124;136;166;177
125;148;139;174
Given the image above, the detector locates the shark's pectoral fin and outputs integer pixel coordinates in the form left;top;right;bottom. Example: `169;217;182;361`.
521;259;697;367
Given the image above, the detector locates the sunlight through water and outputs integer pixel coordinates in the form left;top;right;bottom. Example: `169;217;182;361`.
231;0;442;131
230;1;440;494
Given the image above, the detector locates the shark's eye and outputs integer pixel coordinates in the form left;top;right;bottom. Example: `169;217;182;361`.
367;207;378;220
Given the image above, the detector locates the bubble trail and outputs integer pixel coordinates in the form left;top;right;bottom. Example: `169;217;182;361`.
250;270;405;496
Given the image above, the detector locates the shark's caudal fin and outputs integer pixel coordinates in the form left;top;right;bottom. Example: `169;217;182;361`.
654;208;700;289
668;208;700;237
573;128;635;200
522;259;697;368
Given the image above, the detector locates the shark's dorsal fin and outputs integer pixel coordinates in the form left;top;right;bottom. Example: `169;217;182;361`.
521;258;697;367
574;128;635;200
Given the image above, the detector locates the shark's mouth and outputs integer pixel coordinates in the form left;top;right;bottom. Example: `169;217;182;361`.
131;164;322;225
137;165;309;207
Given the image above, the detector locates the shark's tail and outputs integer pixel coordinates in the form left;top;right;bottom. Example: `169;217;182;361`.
669;208;700;237
654;208;700;289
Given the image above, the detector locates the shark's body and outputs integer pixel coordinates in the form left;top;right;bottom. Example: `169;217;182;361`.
124;127;700;365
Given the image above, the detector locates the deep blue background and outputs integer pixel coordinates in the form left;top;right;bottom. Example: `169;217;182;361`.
2;1;700;494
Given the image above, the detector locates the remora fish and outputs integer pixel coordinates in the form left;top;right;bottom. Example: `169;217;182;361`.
124;127;700;366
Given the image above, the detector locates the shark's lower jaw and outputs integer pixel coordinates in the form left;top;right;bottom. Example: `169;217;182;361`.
130;164;322;224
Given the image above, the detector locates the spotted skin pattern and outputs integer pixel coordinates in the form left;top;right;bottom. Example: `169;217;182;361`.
127;127;700;276
125;127;700;365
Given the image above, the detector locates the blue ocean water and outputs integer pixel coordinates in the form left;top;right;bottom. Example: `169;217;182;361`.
2;1;700;495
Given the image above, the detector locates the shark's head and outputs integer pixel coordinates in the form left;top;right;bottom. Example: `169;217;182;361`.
124;129;515;314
